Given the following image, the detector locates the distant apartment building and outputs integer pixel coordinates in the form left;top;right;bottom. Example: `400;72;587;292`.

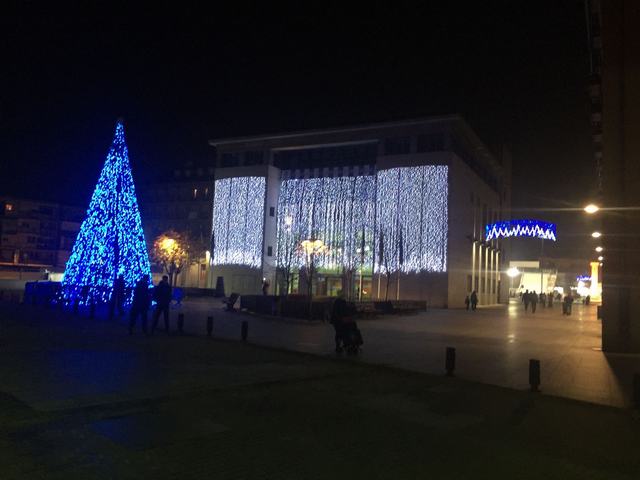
0;197;83;279
137;163;216;288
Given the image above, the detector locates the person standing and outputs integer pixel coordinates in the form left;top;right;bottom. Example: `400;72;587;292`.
152;275;172;334
539;292;546;308
129;278;150;335
547;292;553;308
464;295;470;310
530;290;538;313
470;290;478;311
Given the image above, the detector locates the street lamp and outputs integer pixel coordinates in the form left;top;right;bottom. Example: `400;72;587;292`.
597;255;604;261
584;204;600;214
506;267;520;297
507;267;520;278
595;246;603;252
299;238;327;314
591;231;602;238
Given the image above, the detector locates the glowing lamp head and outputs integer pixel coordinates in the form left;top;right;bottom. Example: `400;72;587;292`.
595;246;603;252
591;231;602;238
584;204;600;214
506;267;520;278
161;237;176;251
597;256;604;261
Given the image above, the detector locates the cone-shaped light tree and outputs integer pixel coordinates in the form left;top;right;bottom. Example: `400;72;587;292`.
61;120;151;305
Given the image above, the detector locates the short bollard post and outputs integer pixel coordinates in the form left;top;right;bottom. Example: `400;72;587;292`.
529;359;541;392
206;316;213;337
633;373;640;410
241;321;248;342
177;313;185;334
445;347;456;376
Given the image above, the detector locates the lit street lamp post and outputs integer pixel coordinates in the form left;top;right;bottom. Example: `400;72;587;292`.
300;238;327;317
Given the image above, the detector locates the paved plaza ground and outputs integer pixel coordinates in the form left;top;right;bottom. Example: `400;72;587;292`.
172;297;638;408
1;300;640;479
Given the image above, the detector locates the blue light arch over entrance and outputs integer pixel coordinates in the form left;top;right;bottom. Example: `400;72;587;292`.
485;219;557;242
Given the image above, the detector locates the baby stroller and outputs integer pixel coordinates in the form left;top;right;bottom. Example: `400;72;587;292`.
330;298;363;355
339;319;363;355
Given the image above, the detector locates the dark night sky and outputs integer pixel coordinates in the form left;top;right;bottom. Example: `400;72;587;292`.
1;2;596;259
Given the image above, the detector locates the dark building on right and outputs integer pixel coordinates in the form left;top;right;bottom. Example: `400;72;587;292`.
586;0;640;352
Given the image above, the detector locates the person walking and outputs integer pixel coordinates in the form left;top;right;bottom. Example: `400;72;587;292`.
547;292;553;308
152;275;172;334
470;290;478;311
539;292;546;308
563;293;574;316
530;290;538;313
108;275;126;319
464;295;470;310
129;278;150;335
523;289;530;312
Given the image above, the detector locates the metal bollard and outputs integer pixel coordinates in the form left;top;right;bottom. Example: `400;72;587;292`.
177;313;185;334
241;320;248;342
529;359;541;392
445;347;456;376
207;316;213;337
633;373;640;410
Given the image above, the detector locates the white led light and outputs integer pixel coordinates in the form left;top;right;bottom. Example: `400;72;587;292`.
375;166;448;273
212;176;266;267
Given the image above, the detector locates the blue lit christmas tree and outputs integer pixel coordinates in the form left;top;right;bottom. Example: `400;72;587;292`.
61;120;151;305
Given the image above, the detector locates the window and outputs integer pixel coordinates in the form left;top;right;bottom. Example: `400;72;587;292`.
244;151;264;166
269;207;275;217
221;153;240;167
267;246;273;256
384;137;411;155
417;133;444;152
273;143;377;170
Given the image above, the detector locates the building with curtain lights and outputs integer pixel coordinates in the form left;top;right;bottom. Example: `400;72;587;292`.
209;116;511;308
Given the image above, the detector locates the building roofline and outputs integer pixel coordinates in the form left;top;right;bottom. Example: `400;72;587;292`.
208;114;464;146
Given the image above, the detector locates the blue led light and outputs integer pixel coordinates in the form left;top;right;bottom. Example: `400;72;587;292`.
61;121;152;305
485;219;557;242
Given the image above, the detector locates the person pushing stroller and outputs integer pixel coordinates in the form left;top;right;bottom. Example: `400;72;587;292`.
330;297;363;355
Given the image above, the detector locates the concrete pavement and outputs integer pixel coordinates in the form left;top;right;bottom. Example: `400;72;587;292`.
2;300;640;479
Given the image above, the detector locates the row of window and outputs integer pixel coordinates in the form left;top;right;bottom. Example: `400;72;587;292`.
219;133;448;170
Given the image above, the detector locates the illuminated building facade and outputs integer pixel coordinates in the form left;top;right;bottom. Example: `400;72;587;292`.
209;116;511;307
